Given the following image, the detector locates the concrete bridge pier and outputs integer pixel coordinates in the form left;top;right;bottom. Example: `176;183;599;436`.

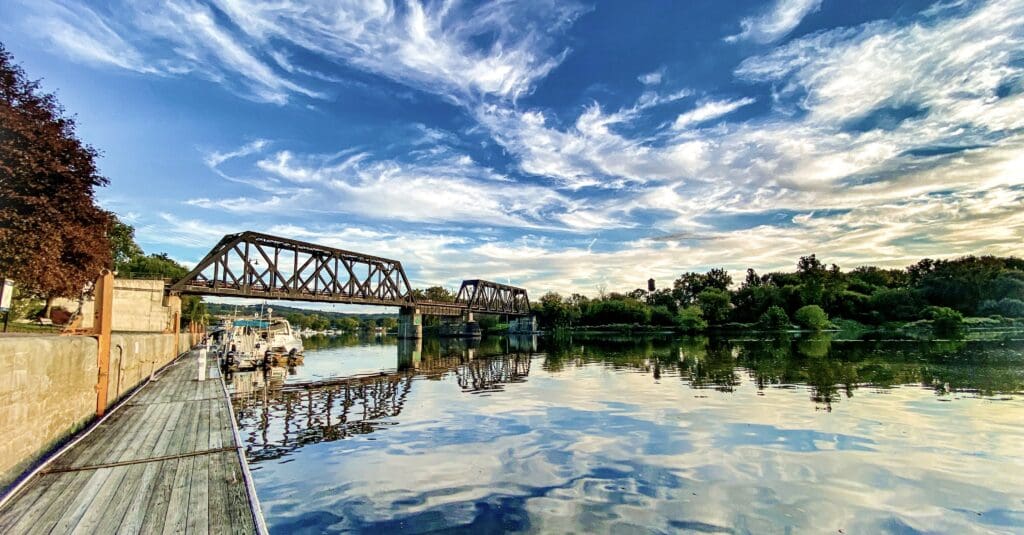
398;337;422;370
398;306;422;339
463;311;481;338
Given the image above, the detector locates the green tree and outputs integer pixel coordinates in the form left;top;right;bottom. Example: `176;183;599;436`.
339;316;361;332
109;214;143;270
182;296;207;325
794;305;830;330
676;306;707;332
117;253;188;280
696;288;731;324
929;306;963;335
759;306;790;330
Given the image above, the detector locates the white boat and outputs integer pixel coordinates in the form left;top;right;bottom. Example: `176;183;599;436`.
262;318;304;356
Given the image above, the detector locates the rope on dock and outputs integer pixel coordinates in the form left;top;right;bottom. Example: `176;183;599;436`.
39;446;239;474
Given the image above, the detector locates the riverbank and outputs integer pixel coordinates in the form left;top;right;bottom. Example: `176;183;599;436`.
552;315;1024;340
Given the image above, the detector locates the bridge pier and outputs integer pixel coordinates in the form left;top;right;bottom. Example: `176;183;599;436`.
398;307;422;339
397;337;422;370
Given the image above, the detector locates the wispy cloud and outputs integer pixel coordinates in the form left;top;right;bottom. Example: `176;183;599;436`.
16;0;584;105
638;68;663;85
22;1;156;74
725;0;823;44
191;140;619;231
672;97;756;129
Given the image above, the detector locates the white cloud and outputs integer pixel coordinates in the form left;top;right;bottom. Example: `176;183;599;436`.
204;139;270;167
207;0;588;103
638;69;663;85
192;141;609;230
17;0;584;105
672;97;756;129
22;1;156;74
726;0;823;44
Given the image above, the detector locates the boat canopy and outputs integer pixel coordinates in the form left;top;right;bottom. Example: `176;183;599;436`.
233;319;270;328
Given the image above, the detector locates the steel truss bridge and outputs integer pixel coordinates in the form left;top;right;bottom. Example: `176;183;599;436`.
168;231;531;316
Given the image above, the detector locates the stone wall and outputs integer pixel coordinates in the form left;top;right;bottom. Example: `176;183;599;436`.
53;278;178;332
0;332;193;491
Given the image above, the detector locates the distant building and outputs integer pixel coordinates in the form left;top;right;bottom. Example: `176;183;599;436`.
648;278;656;292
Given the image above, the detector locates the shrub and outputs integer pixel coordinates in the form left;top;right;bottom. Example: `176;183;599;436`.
759;306;790;330
929;306;963;334
978;298;1024;318
649;305;677;326
676;306;707;332
794;305;830;330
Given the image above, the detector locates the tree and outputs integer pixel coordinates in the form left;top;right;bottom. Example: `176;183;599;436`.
696;288;731;324
673;268;732;307
423;285;455;302
0;44;112;307
182;296;207;325
339;317;361;332
676;306;707;332
759;306;790;330
794;305;830;330
109;214;142;270
117;253;188;280
928;306;963;335
978;298;1024;318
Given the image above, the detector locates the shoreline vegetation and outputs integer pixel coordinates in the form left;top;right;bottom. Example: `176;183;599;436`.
531;255;1024;339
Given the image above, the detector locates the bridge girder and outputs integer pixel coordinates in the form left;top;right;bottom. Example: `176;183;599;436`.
455;279;531;316
168;231;532;316
168;231;414;306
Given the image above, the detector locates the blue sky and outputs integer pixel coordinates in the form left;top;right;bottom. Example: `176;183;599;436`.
1;0;1022;297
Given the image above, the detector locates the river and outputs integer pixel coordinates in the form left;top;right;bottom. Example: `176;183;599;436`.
228;332;1024;534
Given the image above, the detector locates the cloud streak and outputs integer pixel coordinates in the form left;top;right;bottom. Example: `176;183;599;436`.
726;0;823;44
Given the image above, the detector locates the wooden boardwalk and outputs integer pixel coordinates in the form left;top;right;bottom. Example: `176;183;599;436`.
0;350;263;534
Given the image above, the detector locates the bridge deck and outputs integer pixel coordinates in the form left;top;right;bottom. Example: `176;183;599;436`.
0;351;260;534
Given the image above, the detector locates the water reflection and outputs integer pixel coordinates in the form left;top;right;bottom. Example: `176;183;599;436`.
229;337;540;463
231;333;1024;534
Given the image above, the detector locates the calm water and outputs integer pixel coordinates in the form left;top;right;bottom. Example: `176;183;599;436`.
228;333;1024;534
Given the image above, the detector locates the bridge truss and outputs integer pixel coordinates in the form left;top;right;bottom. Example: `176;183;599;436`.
168;231;531;316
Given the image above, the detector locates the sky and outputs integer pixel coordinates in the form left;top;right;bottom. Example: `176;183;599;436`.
1;0;1022;299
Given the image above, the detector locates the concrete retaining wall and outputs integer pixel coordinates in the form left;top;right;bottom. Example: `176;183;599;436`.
0;332;194;491
53;278;179;332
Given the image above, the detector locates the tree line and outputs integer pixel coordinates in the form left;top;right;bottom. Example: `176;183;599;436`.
532;254;1024;333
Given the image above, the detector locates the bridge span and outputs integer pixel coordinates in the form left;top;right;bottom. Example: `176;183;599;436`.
167;231;532;338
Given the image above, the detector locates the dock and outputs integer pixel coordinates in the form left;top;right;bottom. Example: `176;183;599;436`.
0;350;264;534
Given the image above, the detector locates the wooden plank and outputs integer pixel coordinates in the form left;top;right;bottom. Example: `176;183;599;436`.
0;351;261;535
186;453;210;535
206;452;232;534
185;400;213;534
220;452;257;535
160;453;195;534
68;464;134;534
6;471;91;534
0;473;64;532
44;467;119;534
92;463;150;533
113;461;162;535
136;458;179;534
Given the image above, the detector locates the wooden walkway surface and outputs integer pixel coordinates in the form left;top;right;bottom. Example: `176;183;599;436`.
0;350;262;534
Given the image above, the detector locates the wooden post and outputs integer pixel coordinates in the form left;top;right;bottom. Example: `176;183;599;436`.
94;270;114;416
173;311;181;357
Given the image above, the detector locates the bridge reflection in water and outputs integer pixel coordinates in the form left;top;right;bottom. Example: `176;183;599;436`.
227;336;538;463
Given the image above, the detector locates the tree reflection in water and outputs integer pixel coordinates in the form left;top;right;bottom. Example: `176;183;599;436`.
230;332;1023;462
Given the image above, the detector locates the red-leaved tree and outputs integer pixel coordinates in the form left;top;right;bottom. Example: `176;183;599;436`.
0;43;112;312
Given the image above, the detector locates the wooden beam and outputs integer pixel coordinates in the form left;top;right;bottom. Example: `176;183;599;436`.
93;270;114;416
